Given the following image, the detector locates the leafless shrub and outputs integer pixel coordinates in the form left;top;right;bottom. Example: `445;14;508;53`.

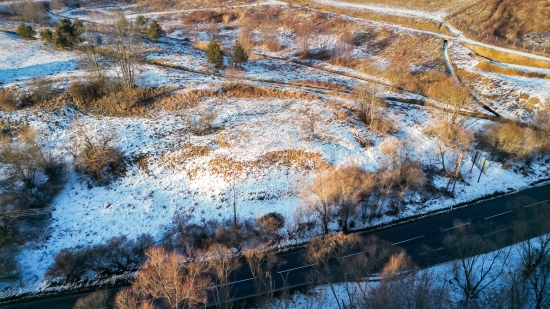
255;212;285;241
330;30;356;66
0;128;66;210
206;244;241;309
132;247;213;309
238;26;256;50
295;20;316;56
301;166;374;234
296;107;319;141
73;126;124;185
483;122;549;160
0;89;17;111
46;234;154;282
73;290;109;309
192;110;217;136
15;0;49;24
243;246;280;307
444;221;512;307
358;251;450;309
353;83;386;130
27;78;55;105
305;233;388;308
0;245;20;281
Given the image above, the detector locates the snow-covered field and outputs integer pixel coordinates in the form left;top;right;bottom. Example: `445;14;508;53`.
1;0;549;299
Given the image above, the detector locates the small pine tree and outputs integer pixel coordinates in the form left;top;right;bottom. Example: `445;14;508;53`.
206;37;223;69
52;18;82;48
15;22;36;39
145;19;163;41
232;41;248;67
72;18;85;38
39;29;53;42
136;15;146;27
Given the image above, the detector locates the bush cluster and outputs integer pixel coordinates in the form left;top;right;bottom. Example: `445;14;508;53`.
15;22;35;39
46;234;154;282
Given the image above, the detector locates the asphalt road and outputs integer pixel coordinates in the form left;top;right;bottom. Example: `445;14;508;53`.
2;183;550;309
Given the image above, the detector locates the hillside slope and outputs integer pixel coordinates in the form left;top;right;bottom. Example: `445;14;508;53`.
453;0;550;41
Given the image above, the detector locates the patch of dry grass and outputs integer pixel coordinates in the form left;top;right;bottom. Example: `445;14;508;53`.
283;0;452;35
336;0;475;12
475;61;550;79
377;34;447;71
464;43;550;69
221;83;319;100
451;0;550;42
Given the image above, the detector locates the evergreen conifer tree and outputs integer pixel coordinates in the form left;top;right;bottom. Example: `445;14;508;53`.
206;37;224;69
15;22;35;39
39;29;53;42
145;19;163;41
136;15;146;27
232;41;248;67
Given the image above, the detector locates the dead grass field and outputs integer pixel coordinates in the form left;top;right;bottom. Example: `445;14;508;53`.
463;43;550;69
283;0;452;35
475;61;550;80
451;0;550;41
335;0;476;12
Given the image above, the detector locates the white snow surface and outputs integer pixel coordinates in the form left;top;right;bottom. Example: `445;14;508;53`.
1;1;550;298
0;32;78;84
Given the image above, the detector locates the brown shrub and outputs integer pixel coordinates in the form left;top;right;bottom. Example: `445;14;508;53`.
184;9;239;24
69;77;165;116
295;80;348;91
238;26;256;50
74;128;124;185
255;212;285;240
484;122;549;159
221;83;318;100
0;90;17;112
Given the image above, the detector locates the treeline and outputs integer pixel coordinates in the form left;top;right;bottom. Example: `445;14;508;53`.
72;200;550;309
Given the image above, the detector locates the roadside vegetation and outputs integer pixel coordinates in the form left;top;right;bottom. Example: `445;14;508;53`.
0;0;549;304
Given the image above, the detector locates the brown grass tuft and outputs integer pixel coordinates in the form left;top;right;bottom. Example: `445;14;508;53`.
0;90;17;112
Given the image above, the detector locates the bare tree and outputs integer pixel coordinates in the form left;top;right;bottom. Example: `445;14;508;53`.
243;246;280;308
206;244;241;309
132;247;212;309
353;83;386;128
379;137;425;202
444;222;511;307
301;166;374;234
426;79;472;128
512;198;550;309
109;15;140;88
305;233;375;309
425;79;474;194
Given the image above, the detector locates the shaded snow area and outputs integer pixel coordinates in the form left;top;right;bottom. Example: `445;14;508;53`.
450;42;550;122
0;32;78;84
268;234;550;309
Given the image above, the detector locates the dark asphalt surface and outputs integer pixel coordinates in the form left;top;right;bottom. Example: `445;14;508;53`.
2;183;550;309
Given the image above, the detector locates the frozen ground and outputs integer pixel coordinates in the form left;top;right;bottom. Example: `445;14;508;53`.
1;0;550;299
0;32;78;85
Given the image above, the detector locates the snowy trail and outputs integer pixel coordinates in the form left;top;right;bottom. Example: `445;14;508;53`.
443;40;460;85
